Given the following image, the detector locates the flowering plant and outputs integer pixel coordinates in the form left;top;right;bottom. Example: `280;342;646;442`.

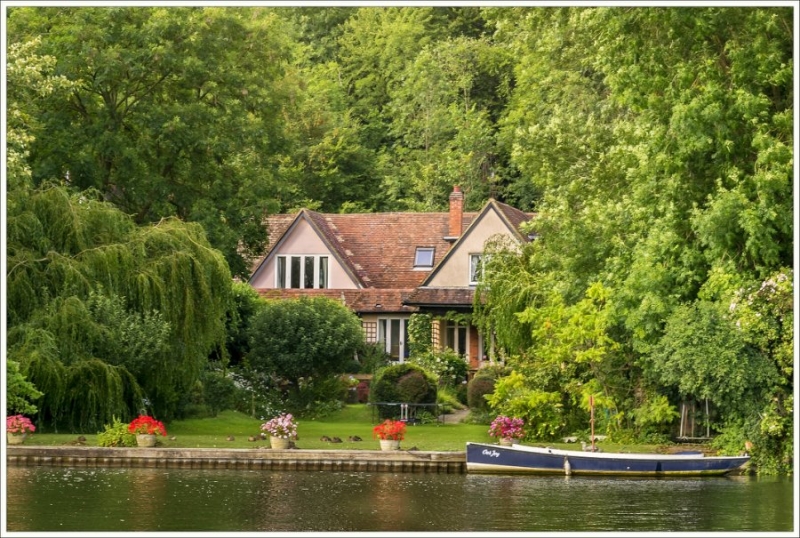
260;413;297;439
128;415;167;436
372;419;407;441
7;414;36;434
488;415;524;440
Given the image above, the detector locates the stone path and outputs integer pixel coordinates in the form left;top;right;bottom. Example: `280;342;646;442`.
442;408;470;424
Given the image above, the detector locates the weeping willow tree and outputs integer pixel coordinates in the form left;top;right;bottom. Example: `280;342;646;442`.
6;185;233;431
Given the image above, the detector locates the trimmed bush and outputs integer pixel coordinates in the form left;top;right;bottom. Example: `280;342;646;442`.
468;370;500;410
370;363;437;419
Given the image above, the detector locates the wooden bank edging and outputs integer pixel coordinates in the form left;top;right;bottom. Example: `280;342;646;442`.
6;446;466;473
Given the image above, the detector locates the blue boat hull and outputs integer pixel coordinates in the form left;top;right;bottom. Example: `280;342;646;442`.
466;443;750;476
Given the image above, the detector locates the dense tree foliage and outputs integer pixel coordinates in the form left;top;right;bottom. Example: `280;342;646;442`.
476;7;793;472
247;297;365;394
7;185;233;430
7;7;292;278
5;6;793;471
6;359;43;416
7;30;233;429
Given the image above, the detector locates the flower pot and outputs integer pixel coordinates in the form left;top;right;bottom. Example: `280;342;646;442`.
379;439;400;451
7;432;27;445
270;436;291;450
136;434;157;447
498;438;513;446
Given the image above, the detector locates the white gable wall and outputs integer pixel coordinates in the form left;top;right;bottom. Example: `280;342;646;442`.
250;218;359;289
427;208;516;287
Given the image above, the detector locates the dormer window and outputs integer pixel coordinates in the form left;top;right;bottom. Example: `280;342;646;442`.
414;247;435;268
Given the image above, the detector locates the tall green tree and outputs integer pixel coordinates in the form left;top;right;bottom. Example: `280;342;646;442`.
337;7;436;150
477;7;793;465
7;7;294;278
384;36;512;210
7;185;234;429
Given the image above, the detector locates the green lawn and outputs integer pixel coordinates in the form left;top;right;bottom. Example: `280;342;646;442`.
20;405;669;453
24;405;493;451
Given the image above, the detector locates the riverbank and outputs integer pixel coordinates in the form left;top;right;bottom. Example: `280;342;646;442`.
6;445;466;473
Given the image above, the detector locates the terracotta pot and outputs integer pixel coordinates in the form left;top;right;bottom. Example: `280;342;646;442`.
498;438;513;446
136;434;157;447
379;439;401;451
7;432;27;445
270;436;291;450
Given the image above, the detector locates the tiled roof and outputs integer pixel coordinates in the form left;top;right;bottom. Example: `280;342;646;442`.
250;197;535;315
258;210;478;289
256;288;417;313
403;287;476;307
494;201;536;240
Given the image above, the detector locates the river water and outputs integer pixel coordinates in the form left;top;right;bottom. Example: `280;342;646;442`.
4;466;795;533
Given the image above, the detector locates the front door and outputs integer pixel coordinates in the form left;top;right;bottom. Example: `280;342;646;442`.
378;317;409;362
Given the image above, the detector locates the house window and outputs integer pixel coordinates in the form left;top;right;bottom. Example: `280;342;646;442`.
318;256;328;288
414;247;435;268
276;255;329;289
444;320;468;358
378;317;409;361
469;254;483;285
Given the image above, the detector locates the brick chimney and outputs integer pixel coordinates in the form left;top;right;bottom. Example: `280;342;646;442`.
447;185;464;241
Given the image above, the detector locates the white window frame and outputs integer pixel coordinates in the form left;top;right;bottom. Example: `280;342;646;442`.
444;320;469;358
276;255;329;289
377;317;409;362
469;253;483;285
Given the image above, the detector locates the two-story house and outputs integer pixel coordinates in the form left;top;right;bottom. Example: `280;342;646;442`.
248;186;534;374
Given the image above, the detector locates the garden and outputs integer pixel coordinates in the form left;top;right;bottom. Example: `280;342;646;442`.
9;404;683;455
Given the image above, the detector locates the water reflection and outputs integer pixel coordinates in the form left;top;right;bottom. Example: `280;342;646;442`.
5;466;794;532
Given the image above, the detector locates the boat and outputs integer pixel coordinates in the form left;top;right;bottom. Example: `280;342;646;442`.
465;442;751;476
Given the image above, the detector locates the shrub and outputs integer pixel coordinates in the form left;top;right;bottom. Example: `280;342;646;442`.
97;417;137;447
285;375;350;416
228;366;283;419
397;370;430;402
464;408;492;424
489;415;525;440
467;372;497;410
355;342;391;374
486;372;564;440
201;368;237;417
356;381;370;403
455;381;468;405
247;297;366;391
437;385;466;416
370;363;437;419
408;348;468;388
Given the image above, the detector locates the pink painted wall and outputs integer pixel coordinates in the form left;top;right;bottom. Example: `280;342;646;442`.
250;218;359;289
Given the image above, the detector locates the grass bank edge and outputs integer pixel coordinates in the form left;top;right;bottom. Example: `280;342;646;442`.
15;405;668;453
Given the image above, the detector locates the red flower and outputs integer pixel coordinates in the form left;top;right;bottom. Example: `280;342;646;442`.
128;415;167;436
372;419;406;441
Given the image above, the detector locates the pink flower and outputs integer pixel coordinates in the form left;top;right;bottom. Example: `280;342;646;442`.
261;413;298;439
6;415;36;434
488;415;525;440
